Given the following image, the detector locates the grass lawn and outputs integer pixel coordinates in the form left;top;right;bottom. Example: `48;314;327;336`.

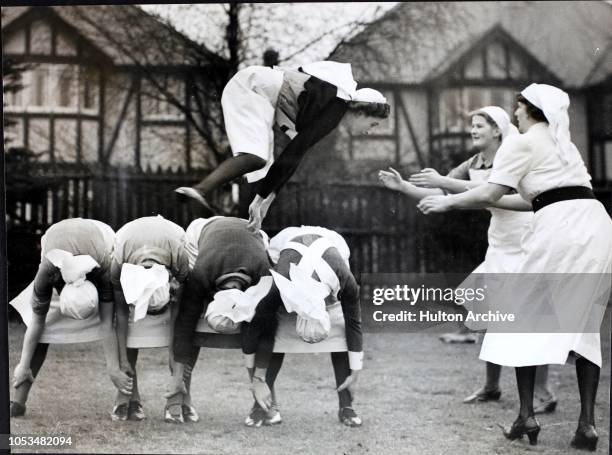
8;318;610;455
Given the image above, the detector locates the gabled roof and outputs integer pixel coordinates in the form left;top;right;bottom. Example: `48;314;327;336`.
2;5;221;67
331;1;612;88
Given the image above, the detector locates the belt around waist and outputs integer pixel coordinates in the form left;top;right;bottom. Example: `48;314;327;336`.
531;186;595;213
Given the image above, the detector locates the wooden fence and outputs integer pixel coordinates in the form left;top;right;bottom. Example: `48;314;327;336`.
8;163;611;299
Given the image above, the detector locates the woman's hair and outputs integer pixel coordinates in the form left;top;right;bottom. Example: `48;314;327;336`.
346;100;391;119
516;93;548;122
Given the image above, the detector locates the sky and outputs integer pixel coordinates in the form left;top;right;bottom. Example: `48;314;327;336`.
141;3;397;67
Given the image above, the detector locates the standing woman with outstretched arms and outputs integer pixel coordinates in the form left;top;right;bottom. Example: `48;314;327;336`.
418;84;612;450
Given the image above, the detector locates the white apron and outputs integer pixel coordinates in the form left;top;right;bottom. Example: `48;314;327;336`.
126;306;173;349
9;219;114;344
460;169;531;331
10;283;103;344
221;66;284;183
186;217;268;348
270;234;349;353
480;199;612;367
273;301;347;353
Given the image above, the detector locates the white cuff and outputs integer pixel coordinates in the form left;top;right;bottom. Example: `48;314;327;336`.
244;353;255;369
348;351;363;371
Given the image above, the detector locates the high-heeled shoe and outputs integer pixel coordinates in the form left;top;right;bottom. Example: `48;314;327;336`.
463;386;501;403
500;416;540;445
533;394;557;414
570;423;598;451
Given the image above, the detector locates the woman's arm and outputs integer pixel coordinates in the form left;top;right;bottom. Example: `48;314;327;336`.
13;314;45;388
113;288;131;370
437;177;482;194
418;182;511;213
409;167;480;194
167;280;185;373
489;194;532;211
379;168;443;201
98;298;133;395
336;268;362;395
13;261;55;387
255;98;347;199
240;284;281;412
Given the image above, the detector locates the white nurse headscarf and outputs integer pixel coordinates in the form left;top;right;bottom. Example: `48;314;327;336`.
205;276;274;332
300;61;387;104
520;83;580;165
120;263;170;322
468;106;518;140
45;249;100;319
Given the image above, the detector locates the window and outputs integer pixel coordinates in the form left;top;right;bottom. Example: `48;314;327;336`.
141;74;185;121
8;64;98;113
58;66;77;108
32;68;50;106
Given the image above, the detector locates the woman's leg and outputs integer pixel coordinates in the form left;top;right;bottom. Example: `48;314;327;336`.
570;356;600;450
331;352;352;409
486;362;502;391
332;352;362;427
183;347;200;407
245;353;284;426
115;348;138;406
265;353;285;406
534;365;553;399
515;366;536;419
575;357;599;427
464;361;502;403
182;155;266;196
533;365;557;414
12;343;49;411
127;348;140;401
502;366;540;444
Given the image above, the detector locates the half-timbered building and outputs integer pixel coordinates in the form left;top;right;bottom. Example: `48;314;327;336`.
326;1;612;190
3;5;223;171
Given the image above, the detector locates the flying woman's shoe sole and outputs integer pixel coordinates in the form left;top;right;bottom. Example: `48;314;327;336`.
174;187;214;212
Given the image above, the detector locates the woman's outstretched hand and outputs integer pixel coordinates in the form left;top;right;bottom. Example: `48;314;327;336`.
378;167;405;192
409;168;443;188
417;195;451;214
247;193;276;233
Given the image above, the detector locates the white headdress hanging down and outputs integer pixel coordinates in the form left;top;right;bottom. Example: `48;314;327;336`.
271;264;332;342
520;83;581;165
468;106;519;140
45;249;100;319
269;235;345;343
268;226;350;266
300;61;387;104
120;263;170;322
205;276;274;333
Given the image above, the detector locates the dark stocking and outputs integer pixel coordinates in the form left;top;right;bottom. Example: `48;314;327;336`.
575;356;600;426
515;366;536;419
331;351;352;409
